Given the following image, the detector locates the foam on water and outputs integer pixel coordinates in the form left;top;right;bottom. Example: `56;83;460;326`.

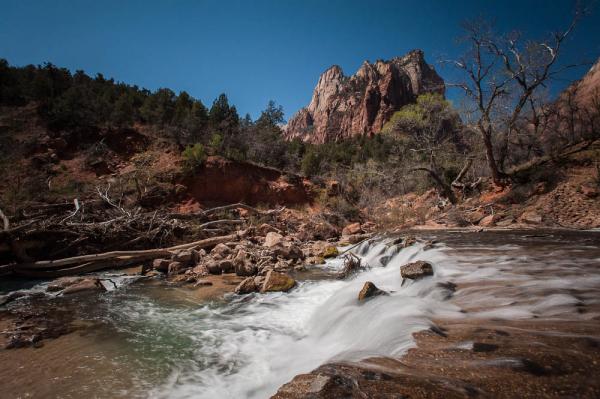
45;231;600;399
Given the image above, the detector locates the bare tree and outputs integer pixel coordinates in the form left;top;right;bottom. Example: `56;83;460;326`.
447;5;585;185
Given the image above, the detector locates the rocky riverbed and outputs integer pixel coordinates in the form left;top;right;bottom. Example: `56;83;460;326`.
1;229;599;398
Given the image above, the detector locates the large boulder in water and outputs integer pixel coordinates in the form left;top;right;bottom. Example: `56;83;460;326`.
400;261;434;280
61;278;106;295
358;281;388;301
261;271;296;293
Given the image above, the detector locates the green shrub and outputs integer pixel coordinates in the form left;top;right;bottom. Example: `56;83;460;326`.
182;143;206;171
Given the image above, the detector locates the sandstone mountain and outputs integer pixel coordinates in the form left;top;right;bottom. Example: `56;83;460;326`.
283;50;445;143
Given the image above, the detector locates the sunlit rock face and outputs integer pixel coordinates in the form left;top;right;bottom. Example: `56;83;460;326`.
284;50;445;143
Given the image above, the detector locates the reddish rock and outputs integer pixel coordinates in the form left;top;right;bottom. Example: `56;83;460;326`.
264;232;284;248
284;50;444;143
520;211;543;225
400;261;434;280
342;222;363;236
358;281;388;301
234;277;258;294
261;271;296;293
61;278;106;295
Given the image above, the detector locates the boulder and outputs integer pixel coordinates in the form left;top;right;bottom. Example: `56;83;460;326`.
496;217;515;227
205;260;223;275
273;244;304;260
264;232;284;248
465;211;485;224
520;211;542;225
479;214;498;227
342;222;363;236
339;233;369;245
400;261;434;280
358;281;388;301
322;245;339;258
233;250;257;276
152;258;171;272
171;250;193;266
218;259;235;273
61;278;106;295
167;261;184;276
235;277;258;294
211;243;232;259
261;271;296;293
47;277;83;292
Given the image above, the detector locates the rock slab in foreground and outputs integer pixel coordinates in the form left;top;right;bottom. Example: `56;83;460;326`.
400;261;433;280
357;281;388;301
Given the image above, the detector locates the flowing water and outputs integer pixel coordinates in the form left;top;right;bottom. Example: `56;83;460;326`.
1;230;599;398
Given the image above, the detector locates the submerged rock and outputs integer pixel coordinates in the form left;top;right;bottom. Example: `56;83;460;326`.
61;278;106;295
358;281;388;301
400;261;434;280
261;271;296;293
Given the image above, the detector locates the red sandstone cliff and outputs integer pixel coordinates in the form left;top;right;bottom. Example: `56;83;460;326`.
283;50;445;143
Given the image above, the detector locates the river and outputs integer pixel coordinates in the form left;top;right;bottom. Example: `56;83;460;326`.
1;229;599;398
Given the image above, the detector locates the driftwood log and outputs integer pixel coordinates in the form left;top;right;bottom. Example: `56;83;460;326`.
3;232;241;278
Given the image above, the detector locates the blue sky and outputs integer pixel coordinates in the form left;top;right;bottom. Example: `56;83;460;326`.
1;0;599;120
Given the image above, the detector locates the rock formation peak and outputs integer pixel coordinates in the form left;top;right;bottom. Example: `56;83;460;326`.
284;50;444;143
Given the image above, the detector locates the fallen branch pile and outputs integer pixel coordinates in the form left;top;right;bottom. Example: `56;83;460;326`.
1;191;283;277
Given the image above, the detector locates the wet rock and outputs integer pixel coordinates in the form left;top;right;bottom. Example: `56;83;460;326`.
46;277;83;292
152;258;171;272
144;270;163;278
400;261;434;280
342;222;363;236
194;279;213;287
205;260;223;275
61;278;106;295
358;281;388;301
0;291;27;306
235;277;258;294
218;259;235;273
264;232;284;247
261;271;296;293
167;261;184;276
